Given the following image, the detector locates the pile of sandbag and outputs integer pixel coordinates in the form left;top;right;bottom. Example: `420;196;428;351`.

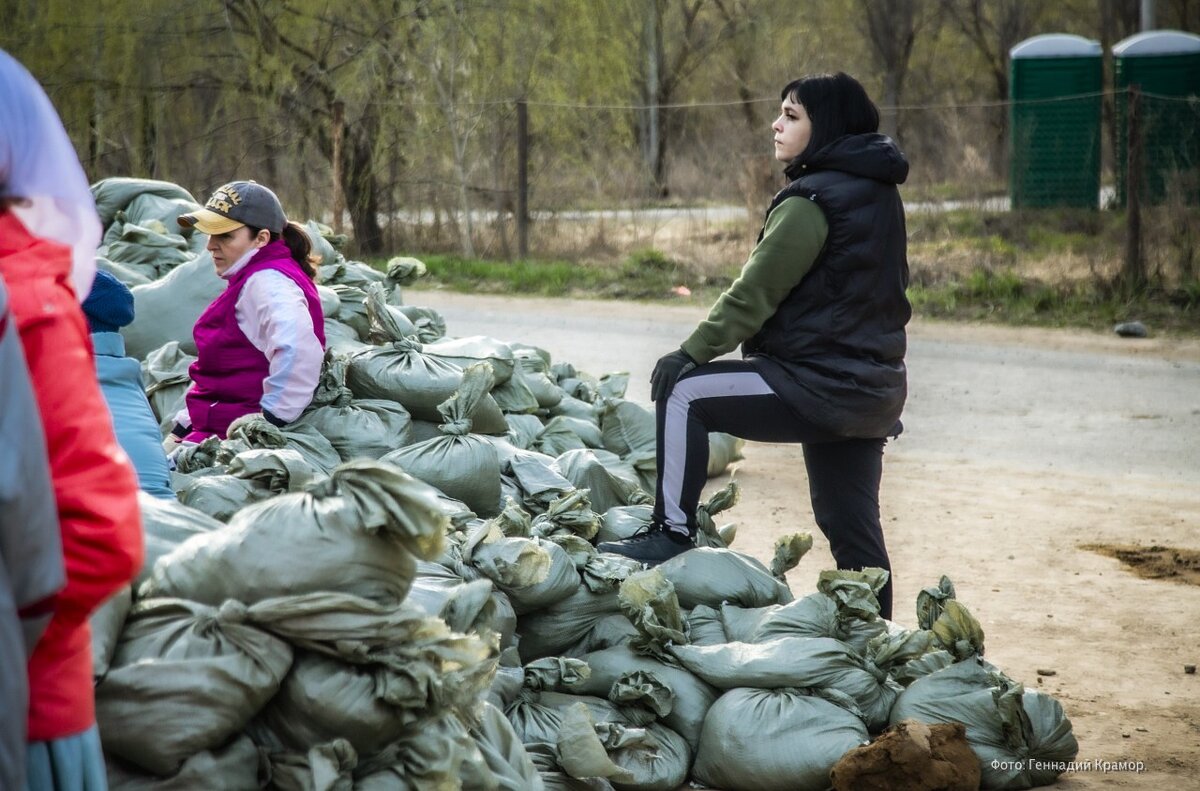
91;177;1077;791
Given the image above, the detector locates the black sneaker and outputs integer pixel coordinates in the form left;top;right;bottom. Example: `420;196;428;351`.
596;522;695;566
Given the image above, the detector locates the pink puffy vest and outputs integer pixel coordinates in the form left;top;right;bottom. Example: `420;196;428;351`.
185;240;325;440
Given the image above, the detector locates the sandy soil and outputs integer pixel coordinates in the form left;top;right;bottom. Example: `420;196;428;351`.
409;289;1200;789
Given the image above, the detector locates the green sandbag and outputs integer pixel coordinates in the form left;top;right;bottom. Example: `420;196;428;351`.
549;394;599;422
95;598;293;776
254;634;494;759
318;261;386;290
306;220;346;269
567;644;717;753
706;431;745;478
175;473;271;522
362;281;418;342
505;414;545;450
531;490;601;542
104;219;193;276
222;415;343;475
521;693;690;791
506;453;573;513
135;490;223;587
422;335;516;386
238;590;482;668
105;734;264;791
330;284;372;340
559;614;639;658
599;401;655;457
144;461;447;605
684;605;730;646
511;347;563;409
465;526;578;615
140;341;194;431
393;304;447;343
534;416;591;457
507;696;630;786
750;588;889;655
247;652;412;758
461;702;546;791
315;284;341;317
405;573;516;644
693;688;869;791
90;585;131;681
227;448;321;492
381;364;505;516
260;738;356;791
91;177;199;228
347;339;509;429
669;636;901;731
654;547;793;610
323;319;370;357
553;449;650;514
516;587;622;663
294;362;413;461
889;657;1079;790
593;504;653;544
353;712;483;790
97;255;153;287
493;370;542;414
122;192;202;235
124;251;224;359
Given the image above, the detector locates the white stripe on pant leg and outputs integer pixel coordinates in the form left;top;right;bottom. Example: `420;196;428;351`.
660;370;776;531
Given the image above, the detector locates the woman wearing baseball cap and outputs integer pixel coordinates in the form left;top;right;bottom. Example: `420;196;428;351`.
168;180;326;443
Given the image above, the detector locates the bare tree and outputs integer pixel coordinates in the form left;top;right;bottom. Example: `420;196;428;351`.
858;0;935;140
217;0;433;254
939;0;1046;175
636;0;748;197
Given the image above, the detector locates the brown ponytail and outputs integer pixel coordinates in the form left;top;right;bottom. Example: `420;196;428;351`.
279;221;318;279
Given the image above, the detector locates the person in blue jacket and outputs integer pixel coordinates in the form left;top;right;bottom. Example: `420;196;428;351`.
82;270;175;499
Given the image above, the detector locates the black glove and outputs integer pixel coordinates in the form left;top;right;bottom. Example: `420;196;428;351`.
650;349;697;402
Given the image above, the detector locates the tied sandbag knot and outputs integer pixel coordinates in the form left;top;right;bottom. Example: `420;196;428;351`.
217;599;249;623
390;337;423;353
439;416;473;436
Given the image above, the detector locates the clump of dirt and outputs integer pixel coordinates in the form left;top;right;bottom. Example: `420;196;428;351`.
830;719;980;791
1082;543;1200;586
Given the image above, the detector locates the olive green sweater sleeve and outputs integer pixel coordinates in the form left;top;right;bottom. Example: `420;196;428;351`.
680;196;828;363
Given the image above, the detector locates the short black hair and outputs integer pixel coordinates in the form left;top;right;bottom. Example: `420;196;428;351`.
780;72;880;163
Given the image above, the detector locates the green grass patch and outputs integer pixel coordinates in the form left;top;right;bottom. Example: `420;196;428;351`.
908;270;1200;334
373;249;703;300
906;208;1125;256
370;204;1199;338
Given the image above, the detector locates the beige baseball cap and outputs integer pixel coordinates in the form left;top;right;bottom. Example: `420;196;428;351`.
179;180;287;235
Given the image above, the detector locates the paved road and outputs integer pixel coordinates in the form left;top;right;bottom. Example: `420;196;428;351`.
407;289;1200;485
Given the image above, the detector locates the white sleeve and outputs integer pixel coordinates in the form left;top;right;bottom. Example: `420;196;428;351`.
235;270;323;422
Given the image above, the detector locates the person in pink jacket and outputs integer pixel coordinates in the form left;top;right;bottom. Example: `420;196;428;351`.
168;181;326;445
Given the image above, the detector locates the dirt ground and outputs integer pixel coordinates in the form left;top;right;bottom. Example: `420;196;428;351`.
410;289;1200;790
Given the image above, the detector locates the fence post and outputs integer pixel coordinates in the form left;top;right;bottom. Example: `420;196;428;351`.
1123;85;1144;290
331;100;346;235
517;98;530;259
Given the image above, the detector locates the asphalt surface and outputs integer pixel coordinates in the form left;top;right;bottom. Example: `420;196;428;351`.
406;289;1200;485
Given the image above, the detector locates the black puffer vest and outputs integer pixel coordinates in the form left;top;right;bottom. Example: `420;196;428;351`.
744;133;912;438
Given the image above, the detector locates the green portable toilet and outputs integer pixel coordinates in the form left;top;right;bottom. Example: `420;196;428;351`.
1009;34;1104;209
1114;30;1200;206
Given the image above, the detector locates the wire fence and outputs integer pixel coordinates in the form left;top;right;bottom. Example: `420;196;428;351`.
72;83;1199;273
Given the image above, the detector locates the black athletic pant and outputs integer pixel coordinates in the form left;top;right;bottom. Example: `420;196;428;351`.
654;360;894;619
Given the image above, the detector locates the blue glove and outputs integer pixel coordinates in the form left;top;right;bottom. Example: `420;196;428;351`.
651;349;697;402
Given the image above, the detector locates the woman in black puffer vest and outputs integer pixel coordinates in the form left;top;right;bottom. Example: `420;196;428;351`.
598;73;909;620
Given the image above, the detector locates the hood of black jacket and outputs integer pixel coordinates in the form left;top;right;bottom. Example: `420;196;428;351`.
785;133;909;185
